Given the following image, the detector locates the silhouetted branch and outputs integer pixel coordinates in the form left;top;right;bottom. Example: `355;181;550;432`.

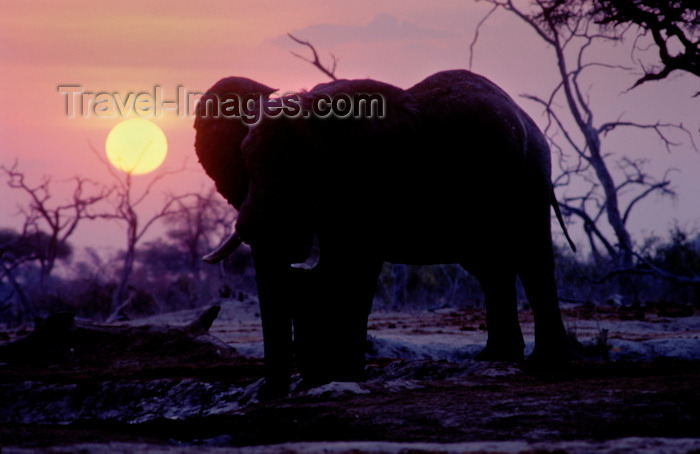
288;33;338;80
88;143;197;317
598;121;698;154
475;0;698;276
469;4;498;70
595;0;699;89
521;93;586;159
1;161;110;287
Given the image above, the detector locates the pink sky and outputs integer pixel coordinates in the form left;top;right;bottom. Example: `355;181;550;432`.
1;0;698;255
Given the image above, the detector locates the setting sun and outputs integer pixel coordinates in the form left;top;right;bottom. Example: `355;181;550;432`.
105;119;167;175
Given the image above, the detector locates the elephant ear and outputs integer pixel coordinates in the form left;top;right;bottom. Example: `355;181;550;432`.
194;77;277;210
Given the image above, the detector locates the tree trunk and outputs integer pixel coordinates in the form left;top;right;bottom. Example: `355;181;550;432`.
109;222;138;321
553;33;634;267
585;133;634;267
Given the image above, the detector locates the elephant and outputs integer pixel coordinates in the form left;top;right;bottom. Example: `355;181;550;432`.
194;70;577;398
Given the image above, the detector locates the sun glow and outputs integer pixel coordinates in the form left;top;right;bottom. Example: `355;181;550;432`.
105;119;167;175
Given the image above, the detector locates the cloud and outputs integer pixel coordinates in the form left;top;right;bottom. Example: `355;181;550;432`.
276;13;452;47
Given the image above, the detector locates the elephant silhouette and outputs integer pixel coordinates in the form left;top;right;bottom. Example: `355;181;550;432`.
195;70;576;398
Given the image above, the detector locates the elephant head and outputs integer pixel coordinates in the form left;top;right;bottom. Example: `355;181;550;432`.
199;77;421;265
194;77;277;211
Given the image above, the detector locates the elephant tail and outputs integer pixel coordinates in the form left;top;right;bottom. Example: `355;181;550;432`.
552;189;576;252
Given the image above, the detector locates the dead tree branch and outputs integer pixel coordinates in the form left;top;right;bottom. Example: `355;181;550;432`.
1;161;110;289
89;143;196;319
288;33;338;80
473;0;697;286
469;4;499;70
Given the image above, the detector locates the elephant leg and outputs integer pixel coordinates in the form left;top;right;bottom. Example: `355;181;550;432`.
517;233;576;364
472;268;525;362
331;259;383;381
251;246;294;400
291;266;322;382
294;255;382;386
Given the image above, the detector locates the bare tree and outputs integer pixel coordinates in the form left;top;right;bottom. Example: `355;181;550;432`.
473;0;697;271
90;145;193;320
1;162;109;290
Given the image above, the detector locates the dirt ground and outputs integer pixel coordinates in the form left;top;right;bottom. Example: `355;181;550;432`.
1;303;699;453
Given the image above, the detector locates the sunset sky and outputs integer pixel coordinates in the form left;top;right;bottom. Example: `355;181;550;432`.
1;0;698;256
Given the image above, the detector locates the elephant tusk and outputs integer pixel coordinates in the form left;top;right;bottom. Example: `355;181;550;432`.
203;231;243;264
290;256;319;270
290;234;320;270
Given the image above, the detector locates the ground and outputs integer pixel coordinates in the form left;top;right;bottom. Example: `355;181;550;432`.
1;300;699;453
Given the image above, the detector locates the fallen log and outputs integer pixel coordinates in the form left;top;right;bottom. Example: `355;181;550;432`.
0;305;261;383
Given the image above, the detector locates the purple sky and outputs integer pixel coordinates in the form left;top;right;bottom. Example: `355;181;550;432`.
1;0;698;257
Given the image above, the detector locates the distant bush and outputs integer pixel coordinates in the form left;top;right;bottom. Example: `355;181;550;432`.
555;228;700;307
639;229;700;306
373;228;700;311
374;263;483;310
3;226;699;326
